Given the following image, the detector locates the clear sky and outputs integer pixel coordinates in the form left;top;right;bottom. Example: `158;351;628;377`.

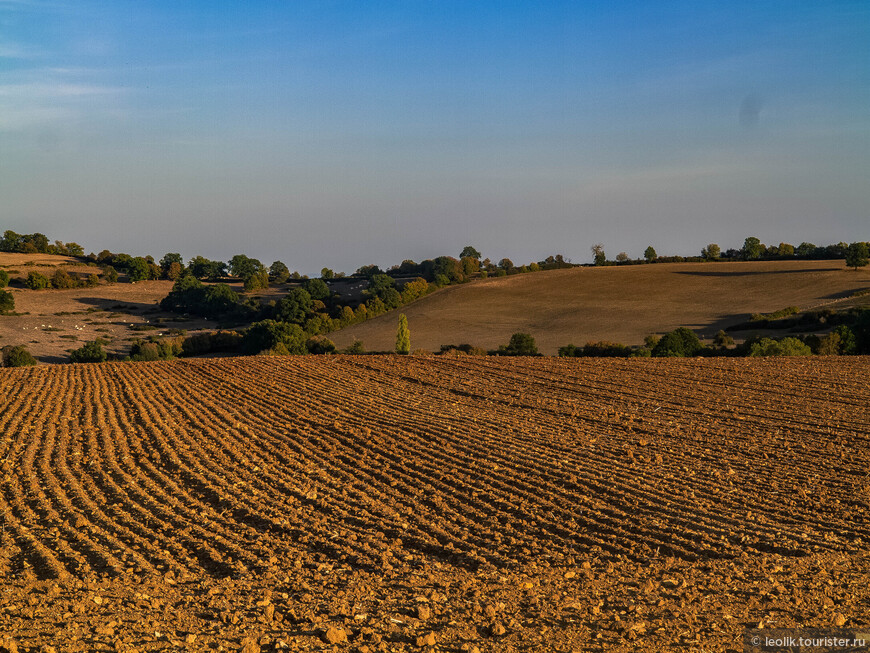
1;1;868;274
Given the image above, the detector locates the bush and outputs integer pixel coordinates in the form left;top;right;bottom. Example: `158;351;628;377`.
342;339;365;354
0;290;14;314
161;275;246;319
713;330;734;347
748;336;811;357
52;268;75;289
25;271;50;290
242;320;306;355
498;332;538;356
2;344;37;367
0;269;9;288
439;343;487;356
70;339;108;363
243;269;269;292
651;327;702;357
306;335;336;354
103;265;118;283
181;330;243;356
130;336;184;361
750;306;800;322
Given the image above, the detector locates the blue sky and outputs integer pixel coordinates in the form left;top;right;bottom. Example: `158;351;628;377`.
1;1;868;273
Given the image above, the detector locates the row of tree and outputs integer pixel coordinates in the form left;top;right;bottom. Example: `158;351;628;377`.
592;238;869;268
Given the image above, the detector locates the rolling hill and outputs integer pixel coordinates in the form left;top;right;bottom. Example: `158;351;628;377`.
330;260;870;354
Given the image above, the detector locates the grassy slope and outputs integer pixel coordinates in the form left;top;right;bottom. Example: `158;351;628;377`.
330;260;870;355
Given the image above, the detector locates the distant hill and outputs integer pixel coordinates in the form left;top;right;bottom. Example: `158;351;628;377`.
330;260;870;355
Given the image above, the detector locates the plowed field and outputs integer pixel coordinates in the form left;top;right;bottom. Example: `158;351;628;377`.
1;356;868;652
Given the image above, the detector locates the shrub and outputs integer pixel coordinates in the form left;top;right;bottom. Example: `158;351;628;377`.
181;330;243;356
582;341;631;357
103;266;118;283
342;339;365;354
713;330;734;347
25;271;50;290
558;344;580;357
0;290;14;314
439;343;486;356
70;339;108;363
750;306;800;322
0;269;9;288
242;320;306;355
651;327;702;357
2;345;37;367
130;336;184;361
243;269;269;292
52;269;75;289
748;336;811;357
498;332;538;356
306;335;336;354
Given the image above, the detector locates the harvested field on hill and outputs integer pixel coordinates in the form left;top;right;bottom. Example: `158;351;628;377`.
331;260;870;354
1;356;868;651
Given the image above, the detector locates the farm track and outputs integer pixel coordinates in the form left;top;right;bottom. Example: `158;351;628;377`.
1;355;868;652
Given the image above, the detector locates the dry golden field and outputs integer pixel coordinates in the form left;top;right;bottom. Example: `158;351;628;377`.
1;355;868;651
330;260;870;354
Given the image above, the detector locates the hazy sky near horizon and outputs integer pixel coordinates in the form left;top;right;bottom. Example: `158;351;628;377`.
1;1;868;274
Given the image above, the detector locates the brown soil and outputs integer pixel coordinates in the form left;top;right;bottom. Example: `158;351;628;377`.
1;355;867;651
329;260;870;354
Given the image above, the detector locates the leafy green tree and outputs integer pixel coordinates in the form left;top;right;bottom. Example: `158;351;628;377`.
460;245;482;260
796;242;816;257
25;271;50;290
845;242;869;270
274;288;313;324
396;314;410;354
229;254;264;281
159;253;184;278
701;243;721;260
165;261;183;280
244;269;269;291
188;256;226;280
498;258;514;271
777;242;795;258
342;339;365;354
499;332;538;356
103;266;119;283
741;237;763;260
651;327;702;357
644;246;657;262
0;290;14;314
128;257;151;282
748;337;811;357
355;264;383;278
270;261;291;283
2;345;37;367
320;267;335;280
0;269;9;288
70;339;108;363
591;244;606;266
65;242;84;257
304;278;330;300
242;320;306;354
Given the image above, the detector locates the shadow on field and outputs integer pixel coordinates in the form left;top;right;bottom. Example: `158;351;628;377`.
76;296;162;313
